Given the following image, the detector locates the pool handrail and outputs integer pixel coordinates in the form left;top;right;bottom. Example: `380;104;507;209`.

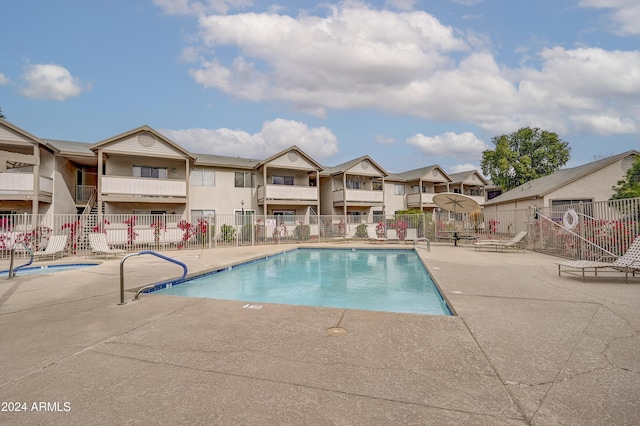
7;241;34;279
119;250;188;305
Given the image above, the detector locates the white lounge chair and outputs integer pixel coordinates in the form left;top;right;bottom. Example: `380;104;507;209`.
405;228;428;244
366;225;387;243
386;229;400;242
474;231;528;252
33;234;68;260
557;236;640;282
89;233;126;259
331;227;357;242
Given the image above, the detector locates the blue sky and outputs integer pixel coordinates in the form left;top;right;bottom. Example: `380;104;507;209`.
1;0;638;174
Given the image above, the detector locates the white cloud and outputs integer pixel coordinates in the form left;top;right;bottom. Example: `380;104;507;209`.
385;0;418;11
20;64;89;101
169;2;640;139
406;131;489;161
449;163;481;174
451;0;483;6
375;134;396;145
153;0;252;15
160;118;338;158
579;0;640;36
0;73;10;85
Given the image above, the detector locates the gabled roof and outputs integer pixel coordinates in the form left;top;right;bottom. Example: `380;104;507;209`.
194;153;259;169
254;145;323;171
89;125;196;159
0;120;59;153
321;155;388;177
484;150;640;206
396;165;451;182
44;139;94;157
448;170;488;185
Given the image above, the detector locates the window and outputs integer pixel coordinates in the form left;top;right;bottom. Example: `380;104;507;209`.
235;172;255;188
272;176;294;186
235;209;255;225
190;169;215;186
372;180;383;191
453;188;461;194
274;210;295;224
133;166;167;179
346;211;363;223
394;184;405;195
191;210;215;219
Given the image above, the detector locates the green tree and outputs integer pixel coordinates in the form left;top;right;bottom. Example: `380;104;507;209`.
481;127;570;191
610;155;640;200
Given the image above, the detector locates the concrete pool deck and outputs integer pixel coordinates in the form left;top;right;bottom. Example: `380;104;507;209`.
0;243;638;425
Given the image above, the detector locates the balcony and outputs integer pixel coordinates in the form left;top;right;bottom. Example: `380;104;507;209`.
0;172;53;200
257;185;318;205
101;176;187;202
332;188;384;205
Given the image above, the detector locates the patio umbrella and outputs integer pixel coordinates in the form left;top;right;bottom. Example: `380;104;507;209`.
432;192;480;214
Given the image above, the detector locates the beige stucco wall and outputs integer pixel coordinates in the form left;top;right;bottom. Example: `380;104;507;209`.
52;156;79;214
384;181;405;214
105;154;186;180
189;167;256;216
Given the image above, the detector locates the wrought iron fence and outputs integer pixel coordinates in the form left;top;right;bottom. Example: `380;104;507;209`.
0;197;637;261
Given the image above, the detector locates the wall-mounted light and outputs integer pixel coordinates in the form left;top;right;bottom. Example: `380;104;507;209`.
172;168;177;173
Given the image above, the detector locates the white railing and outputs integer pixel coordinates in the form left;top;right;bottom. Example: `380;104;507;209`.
406;192;436;207
0;197;636;261
332;188;384;204
258;185;318;201
0;172;33;193
101;176;187;197
0;173;53;194
76;185;96;203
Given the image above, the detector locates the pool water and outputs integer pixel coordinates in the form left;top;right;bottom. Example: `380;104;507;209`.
155;249;451;316
0;263;99;277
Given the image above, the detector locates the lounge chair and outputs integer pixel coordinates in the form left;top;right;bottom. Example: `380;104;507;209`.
405;228;428;244
89;233;126;259
366;225;387;243
331;227;357;242
33;234;68;260
474;231;528;252
386;229;400;242
557;236;640;282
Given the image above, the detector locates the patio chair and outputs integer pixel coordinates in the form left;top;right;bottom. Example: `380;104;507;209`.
33;234;68;260
386;229;400;242
405;228;428;244
331;227;357;242
89;233;126;259
366;225;387;243
473;231;528;252
556;236;640;283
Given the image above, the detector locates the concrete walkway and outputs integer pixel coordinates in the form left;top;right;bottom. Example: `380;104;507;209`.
0;243;638;425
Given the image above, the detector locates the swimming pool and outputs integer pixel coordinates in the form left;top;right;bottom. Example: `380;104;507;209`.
0;263;100;277
154;248;451;316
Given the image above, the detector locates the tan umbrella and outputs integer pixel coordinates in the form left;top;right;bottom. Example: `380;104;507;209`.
433;192;480;213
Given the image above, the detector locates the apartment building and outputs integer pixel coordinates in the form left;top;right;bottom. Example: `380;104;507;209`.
0;120;486;219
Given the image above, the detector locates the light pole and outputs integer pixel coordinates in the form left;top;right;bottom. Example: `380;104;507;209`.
241;200;245;215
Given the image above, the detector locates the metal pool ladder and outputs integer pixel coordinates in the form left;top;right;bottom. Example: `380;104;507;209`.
119;250;188;305
7;242;34;279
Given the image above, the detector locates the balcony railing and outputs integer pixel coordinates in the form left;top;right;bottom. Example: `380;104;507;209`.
101;176;187;197
332;188;384;204
0;173;53;194
258;185;318;202
76;185;96;203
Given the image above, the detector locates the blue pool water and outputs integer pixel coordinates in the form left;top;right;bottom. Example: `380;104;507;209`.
154;249;451;316
0;263;99;277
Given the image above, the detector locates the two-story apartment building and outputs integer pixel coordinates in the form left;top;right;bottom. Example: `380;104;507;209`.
0;120;488;221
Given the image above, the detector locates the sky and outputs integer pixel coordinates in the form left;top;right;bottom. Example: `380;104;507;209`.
0;0;638;175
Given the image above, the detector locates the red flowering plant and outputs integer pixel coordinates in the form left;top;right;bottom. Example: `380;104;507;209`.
61;220;82;254
488;219;499;234
177;220;196;249
395;219;408;241
255;218;264;240
92;219;110;234
338;219;346;236
123;216;138;247
376;221;385;238
151;219;167;248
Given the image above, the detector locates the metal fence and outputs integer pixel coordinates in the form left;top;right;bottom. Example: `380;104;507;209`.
0;197;638;261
